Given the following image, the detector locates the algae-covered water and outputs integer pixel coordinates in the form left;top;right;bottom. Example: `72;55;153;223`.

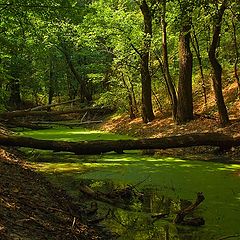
20;127;240;240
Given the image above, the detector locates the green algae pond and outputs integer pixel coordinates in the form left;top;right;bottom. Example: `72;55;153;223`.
19;127;240;240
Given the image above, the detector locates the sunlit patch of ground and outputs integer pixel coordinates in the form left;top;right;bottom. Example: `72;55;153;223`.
100;79;240;158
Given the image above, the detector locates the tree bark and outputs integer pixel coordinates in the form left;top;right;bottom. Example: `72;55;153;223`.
191;26;207;108
30;98;83;111
8;78;22;110
60;42;92;103
177;3;193;124
208;0;229;126
0;106;113;119
48;52;55;111
174;192;205;225
161;0;178;121
140;0;155;123
0;133;238;155
121;73;136;119
232;18;240;92
4;120;51;130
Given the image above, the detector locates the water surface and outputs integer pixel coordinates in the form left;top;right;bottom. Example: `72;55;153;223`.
20;127;240;240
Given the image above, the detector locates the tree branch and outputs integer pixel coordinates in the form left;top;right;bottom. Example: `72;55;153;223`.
0;3;72;9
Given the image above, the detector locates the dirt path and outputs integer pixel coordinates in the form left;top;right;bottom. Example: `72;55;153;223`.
0;148;112;240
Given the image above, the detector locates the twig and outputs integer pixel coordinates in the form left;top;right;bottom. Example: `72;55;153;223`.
218;235;240;240
132;175;150;188
80;112;88;122
71;217;76;230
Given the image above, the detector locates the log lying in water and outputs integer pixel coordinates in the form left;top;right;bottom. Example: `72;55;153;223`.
0;133;239;155
4;120;52;130
174;192;205;225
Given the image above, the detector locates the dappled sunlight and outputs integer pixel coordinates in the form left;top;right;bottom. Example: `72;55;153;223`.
20;127;132;141
67;130;102;134
21;127;240;239
236;194;240;201
217;164;240;172
32;162;92;173
31;161;126;173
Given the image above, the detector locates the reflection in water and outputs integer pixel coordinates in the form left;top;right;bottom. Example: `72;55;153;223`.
78;180;207;240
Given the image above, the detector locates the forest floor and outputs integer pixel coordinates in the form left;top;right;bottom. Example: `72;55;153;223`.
100;81;240;160
100;113;240;161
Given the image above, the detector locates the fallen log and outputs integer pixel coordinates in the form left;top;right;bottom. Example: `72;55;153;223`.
4;120;52;130
174;192;205;225
29;98;82;111
31;120;103;126
0;133;239;155
2;120;103;130
79;185;132;210
0;107;113;119
79;185;115;205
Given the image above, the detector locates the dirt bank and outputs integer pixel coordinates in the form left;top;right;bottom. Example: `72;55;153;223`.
100;113;240;160
0;147;113;240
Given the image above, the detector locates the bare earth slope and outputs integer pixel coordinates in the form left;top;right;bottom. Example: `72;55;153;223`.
0;148;110;240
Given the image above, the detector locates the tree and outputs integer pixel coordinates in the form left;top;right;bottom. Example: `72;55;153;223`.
0;0;239;122
176;0;194;124
139;0;155;123
208;0;229;126
160;0;178;121
231;4;240;92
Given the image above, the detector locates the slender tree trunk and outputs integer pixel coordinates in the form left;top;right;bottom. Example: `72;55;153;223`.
67;72;77;100
121;73;136;119
191;27;208;108
127;76;139;114
140;0;155;123
177;4;193;124
161;0;178;121
8;77;21;110
232;18;240;92
47;52;55;111
208;0;229;126
60;43;91;104
152;89;163;113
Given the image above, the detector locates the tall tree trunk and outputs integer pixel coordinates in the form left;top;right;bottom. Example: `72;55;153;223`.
127;76;139;114
60;42;91;104
47;52;55;111
177;3;193;124
67;71;77;100
232;18;240;92
161;0;178;121
208;0;229;126
191;26;207;109
8;77;21;110
140;0;155;123
121;73;136;119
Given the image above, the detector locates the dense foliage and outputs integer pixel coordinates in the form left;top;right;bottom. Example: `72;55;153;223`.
0;0;239;124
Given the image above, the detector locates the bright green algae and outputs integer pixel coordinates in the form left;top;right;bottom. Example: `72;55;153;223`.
20;127;240;240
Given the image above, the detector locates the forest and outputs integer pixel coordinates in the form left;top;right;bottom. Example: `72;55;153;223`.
0;0;240;240
0;0;239;124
